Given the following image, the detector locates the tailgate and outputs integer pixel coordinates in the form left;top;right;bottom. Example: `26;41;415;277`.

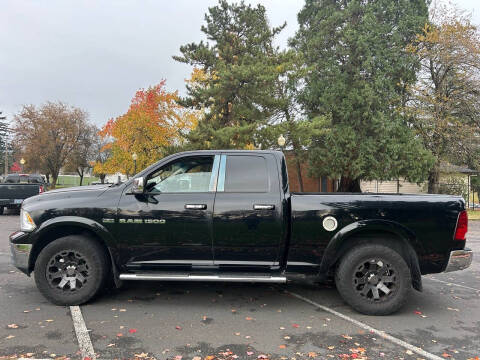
0;184;40;201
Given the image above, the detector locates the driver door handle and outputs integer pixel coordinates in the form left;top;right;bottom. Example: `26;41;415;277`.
253;204;275;210
185;204;207;210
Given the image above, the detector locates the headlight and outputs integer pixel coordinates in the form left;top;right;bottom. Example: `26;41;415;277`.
20;209;36;232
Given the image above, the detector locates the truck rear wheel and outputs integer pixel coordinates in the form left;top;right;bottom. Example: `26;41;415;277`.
34;235;109;305
335;243;411;315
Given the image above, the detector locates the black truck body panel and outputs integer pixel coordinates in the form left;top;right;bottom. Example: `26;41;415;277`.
9;150;469;287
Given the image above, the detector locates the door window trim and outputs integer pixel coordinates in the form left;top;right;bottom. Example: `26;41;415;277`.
217;154;227;192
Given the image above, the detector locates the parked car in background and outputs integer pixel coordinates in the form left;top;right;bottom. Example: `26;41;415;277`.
0;174;47;214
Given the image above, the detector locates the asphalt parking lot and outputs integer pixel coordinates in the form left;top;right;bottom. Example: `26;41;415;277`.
1;212;479;360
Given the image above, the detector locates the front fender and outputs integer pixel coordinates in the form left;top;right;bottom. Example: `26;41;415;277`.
318;219;422;277
27;216;118;274
31;216;116;247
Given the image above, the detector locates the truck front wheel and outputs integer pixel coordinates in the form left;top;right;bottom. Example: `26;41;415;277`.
335;243;411;315
34;235;109;305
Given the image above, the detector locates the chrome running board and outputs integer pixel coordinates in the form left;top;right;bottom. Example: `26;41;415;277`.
119;273;287;283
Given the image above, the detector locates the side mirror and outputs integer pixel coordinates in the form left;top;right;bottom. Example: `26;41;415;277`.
131;177;145;194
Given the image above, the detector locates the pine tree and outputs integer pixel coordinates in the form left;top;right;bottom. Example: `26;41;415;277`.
291;0;434;191
173;0;285;149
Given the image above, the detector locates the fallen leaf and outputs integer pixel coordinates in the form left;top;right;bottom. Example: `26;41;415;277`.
406;350;413;355
327;346;335;350
279;345;286;349
447;307;459;312
247;352;254;356
414;311;422;315
128;328;137;334
442;353;451;358
45;319;54;322
308;352;317;358
107;343;115;347
134;353;149;359
7;324;19;329
292;323;299;328
119;309;126;312
245;317;253;321
192;357;202;360
284;336;290;340
174;356;182;360
235;332;241;336
175;325;182;330
116;333;123;337
5;335;15;339
342;335;353;340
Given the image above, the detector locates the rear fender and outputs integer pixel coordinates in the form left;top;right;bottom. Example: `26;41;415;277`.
318;219;423;291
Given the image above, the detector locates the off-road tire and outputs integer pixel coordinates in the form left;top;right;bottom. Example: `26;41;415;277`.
335;243;411;315
34;235;109;305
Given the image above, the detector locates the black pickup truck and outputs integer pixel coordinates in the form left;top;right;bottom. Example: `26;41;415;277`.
0;174;46;214
10;150;473;315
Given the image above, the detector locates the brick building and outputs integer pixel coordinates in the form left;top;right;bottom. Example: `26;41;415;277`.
284;152;336;192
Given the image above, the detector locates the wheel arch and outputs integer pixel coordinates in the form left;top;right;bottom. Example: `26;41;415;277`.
28;217;117;276
318;220;423;291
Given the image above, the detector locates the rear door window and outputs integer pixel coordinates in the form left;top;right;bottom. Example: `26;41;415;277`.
224;155;269;192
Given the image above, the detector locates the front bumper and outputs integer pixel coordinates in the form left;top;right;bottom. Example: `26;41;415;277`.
444;249;473;273
9;231;32;275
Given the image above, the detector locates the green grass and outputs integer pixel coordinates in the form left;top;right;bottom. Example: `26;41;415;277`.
467;210;480;220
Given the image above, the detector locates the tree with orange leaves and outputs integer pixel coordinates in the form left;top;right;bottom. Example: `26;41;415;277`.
94;81;197;177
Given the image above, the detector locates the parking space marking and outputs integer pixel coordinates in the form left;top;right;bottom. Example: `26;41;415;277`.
284;290;444;360
425;277;480;292
70;305;96;360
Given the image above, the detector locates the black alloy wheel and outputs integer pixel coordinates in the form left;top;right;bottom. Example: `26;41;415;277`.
34;235;109;305
335;242;411;315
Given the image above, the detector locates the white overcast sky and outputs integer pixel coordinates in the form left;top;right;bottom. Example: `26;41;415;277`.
1;0;479;127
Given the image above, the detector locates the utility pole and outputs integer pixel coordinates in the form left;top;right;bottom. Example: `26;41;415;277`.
4;137;7;177
0;112;7;177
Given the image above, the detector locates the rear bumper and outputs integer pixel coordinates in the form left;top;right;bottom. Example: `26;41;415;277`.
444;249;473;273
9;232;32;275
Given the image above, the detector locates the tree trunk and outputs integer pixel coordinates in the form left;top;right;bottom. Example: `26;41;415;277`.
51;174;58;189
338;176;361;192
100;174;106;184
428;164;440;194
294;157;304;192
77;168;84;186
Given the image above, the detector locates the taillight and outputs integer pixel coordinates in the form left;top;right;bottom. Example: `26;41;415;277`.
39;185;44;194
454;210;468;241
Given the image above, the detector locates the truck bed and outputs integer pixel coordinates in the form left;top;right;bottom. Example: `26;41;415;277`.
288;192;465;275
0;183;43;208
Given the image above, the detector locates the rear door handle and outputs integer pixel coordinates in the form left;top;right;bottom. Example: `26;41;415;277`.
253;204;275;210
185;204;207;210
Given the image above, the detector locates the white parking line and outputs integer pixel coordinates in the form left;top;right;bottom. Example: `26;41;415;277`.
70;305;96;360
425;277;480;292
284;290;444;360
